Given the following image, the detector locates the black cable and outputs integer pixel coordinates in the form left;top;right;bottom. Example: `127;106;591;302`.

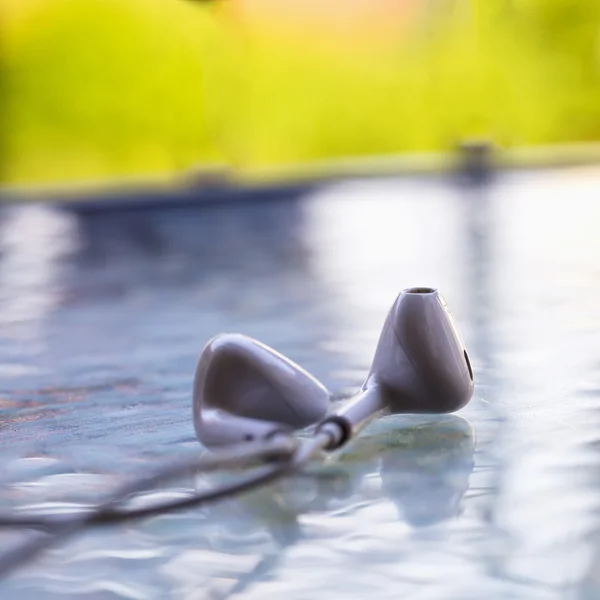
0;462;290;578
91;462;289;524
0;436;297;531
0;432;333;578
82;432;332;525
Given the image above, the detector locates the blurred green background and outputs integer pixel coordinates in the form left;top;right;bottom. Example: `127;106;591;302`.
1;0;599;186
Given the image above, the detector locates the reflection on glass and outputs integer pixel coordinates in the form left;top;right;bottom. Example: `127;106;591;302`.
185;415;475;596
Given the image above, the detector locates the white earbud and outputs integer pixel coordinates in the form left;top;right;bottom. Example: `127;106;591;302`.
318;287;474;448
193;333;330;448
193;288;474;452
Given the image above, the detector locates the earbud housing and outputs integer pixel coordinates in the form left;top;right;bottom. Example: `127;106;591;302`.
368;287;474;413
193;333;330;448
321;287;474;445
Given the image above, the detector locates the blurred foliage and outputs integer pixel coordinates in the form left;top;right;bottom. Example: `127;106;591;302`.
0;0;599;185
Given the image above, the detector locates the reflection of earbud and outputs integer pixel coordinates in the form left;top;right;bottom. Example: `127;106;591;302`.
193;334;330;448
378;416;475;527
318;288;474;448
302;415;474;525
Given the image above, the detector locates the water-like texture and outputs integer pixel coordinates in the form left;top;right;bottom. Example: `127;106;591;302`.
0;167;599;599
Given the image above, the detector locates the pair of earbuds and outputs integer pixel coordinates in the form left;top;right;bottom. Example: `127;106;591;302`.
0;287;475;579
193;287;475;452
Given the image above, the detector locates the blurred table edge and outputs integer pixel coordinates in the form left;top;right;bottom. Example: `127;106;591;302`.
1;141;600;215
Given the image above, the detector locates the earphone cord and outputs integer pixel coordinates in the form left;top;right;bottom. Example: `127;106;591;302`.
0;431;335;578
